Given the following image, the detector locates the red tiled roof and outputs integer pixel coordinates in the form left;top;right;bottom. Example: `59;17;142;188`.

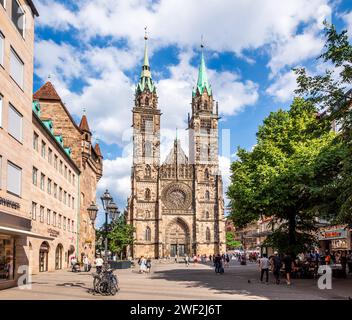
79;115;91;133
94;143;103;158
33;82;61;101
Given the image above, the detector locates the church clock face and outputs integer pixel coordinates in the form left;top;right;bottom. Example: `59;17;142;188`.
162;183;192;210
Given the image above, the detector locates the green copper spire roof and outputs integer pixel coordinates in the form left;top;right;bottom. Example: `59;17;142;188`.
136;31;156;93
192;50;212;97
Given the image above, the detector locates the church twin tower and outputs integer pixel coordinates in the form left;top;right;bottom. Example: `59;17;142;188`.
127;35;226;258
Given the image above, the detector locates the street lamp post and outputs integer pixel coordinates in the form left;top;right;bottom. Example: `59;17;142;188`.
87;190;120;266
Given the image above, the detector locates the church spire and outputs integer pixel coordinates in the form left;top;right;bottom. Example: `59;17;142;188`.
141;27;151;78
192;42;212;97
136;27;156;93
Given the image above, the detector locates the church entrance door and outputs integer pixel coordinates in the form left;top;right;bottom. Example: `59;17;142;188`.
166;218;190;257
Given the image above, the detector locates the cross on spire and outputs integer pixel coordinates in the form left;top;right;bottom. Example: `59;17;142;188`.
144;26;148;40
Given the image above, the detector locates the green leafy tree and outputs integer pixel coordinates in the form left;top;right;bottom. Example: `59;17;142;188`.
294;23;352;223
227;98;343;255
226;232;241;250
108;215;135;260
95;215;135;260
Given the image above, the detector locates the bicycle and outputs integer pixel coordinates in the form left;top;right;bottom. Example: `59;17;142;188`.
91;266;119;296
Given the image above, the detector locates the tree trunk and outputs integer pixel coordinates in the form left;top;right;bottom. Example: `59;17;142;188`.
288;212;296;254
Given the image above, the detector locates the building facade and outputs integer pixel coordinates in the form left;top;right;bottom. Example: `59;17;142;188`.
30;101;80;273
0;0;39;290
33;82;103;262
127;37;226;258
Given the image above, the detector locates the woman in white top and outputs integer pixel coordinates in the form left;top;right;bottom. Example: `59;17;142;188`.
139;256;147;273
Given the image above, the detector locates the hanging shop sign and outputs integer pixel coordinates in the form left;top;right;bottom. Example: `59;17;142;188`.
318;228;347;240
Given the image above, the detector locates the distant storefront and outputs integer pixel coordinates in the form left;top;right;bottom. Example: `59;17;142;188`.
318;225;351;253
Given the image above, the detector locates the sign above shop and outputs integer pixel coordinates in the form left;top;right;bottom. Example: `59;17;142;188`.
0;197;20;210
318;228;347;240
48;228;60;238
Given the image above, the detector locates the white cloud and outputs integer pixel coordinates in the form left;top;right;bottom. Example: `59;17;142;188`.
36;0;331;56
266;70;298;102
343;11;352;37
268;31;324;76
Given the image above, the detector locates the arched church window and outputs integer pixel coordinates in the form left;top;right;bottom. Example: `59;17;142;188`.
145;96;149;107
205;190;210;201
145;165;151;177
145;188;151;200
204;168;209;180
145;227;151;241
206;227;211;242
145;210;150;219
205;211;210;219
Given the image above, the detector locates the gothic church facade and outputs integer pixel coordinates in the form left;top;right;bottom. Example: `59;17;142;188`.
127;37;225;258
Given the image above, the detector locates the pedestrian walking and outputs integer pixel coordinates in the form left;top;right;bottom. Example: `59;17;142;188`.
271;252;282;284
283;253;293;285
225;254;230;267
94;254;104;274
259;254;270;284
214;254;224;274
139;256;147;273
184;255;190;267
146;257;152;273
175;254;178;263
83;255;90;272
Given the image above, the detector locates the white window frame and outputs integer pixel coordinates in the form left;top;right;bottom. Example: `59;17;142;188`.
0;155;2;190
7;161;22;197
0;94;3;128
10;47;24;89
11;0;25;38
0;32;4;67
31;202;37;220
8;103;23;142
40;206;44;223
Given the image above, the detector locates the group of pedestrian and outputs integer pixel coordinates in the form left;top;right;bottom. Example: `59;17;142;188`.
70;255;96;273
258;252;294;285
137;256;152;273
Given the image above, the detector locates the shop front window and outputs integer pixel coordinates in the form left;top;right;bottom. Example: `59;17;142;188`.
0;235;15;281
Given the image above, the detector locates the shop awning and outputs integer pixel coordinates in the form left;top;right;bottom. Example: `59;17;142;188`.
0;226;54;240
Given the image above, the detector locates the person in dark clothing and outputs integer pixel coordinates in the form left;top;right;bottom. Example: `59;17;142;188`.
214;254;223;274
340;252;347;278
271;252;282;284
283;253;293;285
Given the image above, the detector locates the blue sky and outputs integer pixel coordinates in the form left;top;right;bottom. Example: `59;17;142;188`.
32;0;352;226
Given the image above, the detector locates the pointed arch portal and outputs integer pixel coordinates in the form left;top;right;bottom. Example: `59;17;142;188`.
165;218;190;257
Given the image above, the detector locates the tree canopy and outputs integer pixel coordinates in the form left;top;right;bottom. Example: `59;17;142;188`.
96;214;135;259
294;23;352;224
227;98;344;254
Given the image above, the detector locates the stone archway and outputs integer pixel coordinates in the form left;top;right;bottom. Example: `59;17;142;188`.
165;218;190;257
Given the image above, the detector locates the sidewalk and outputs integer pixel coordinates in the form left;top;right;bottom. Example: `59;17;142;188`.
0;262;350;300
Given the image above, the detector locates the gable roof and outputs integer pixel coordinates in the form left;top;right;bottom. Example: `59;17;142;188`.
163;139;188;165
33;82;61;101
